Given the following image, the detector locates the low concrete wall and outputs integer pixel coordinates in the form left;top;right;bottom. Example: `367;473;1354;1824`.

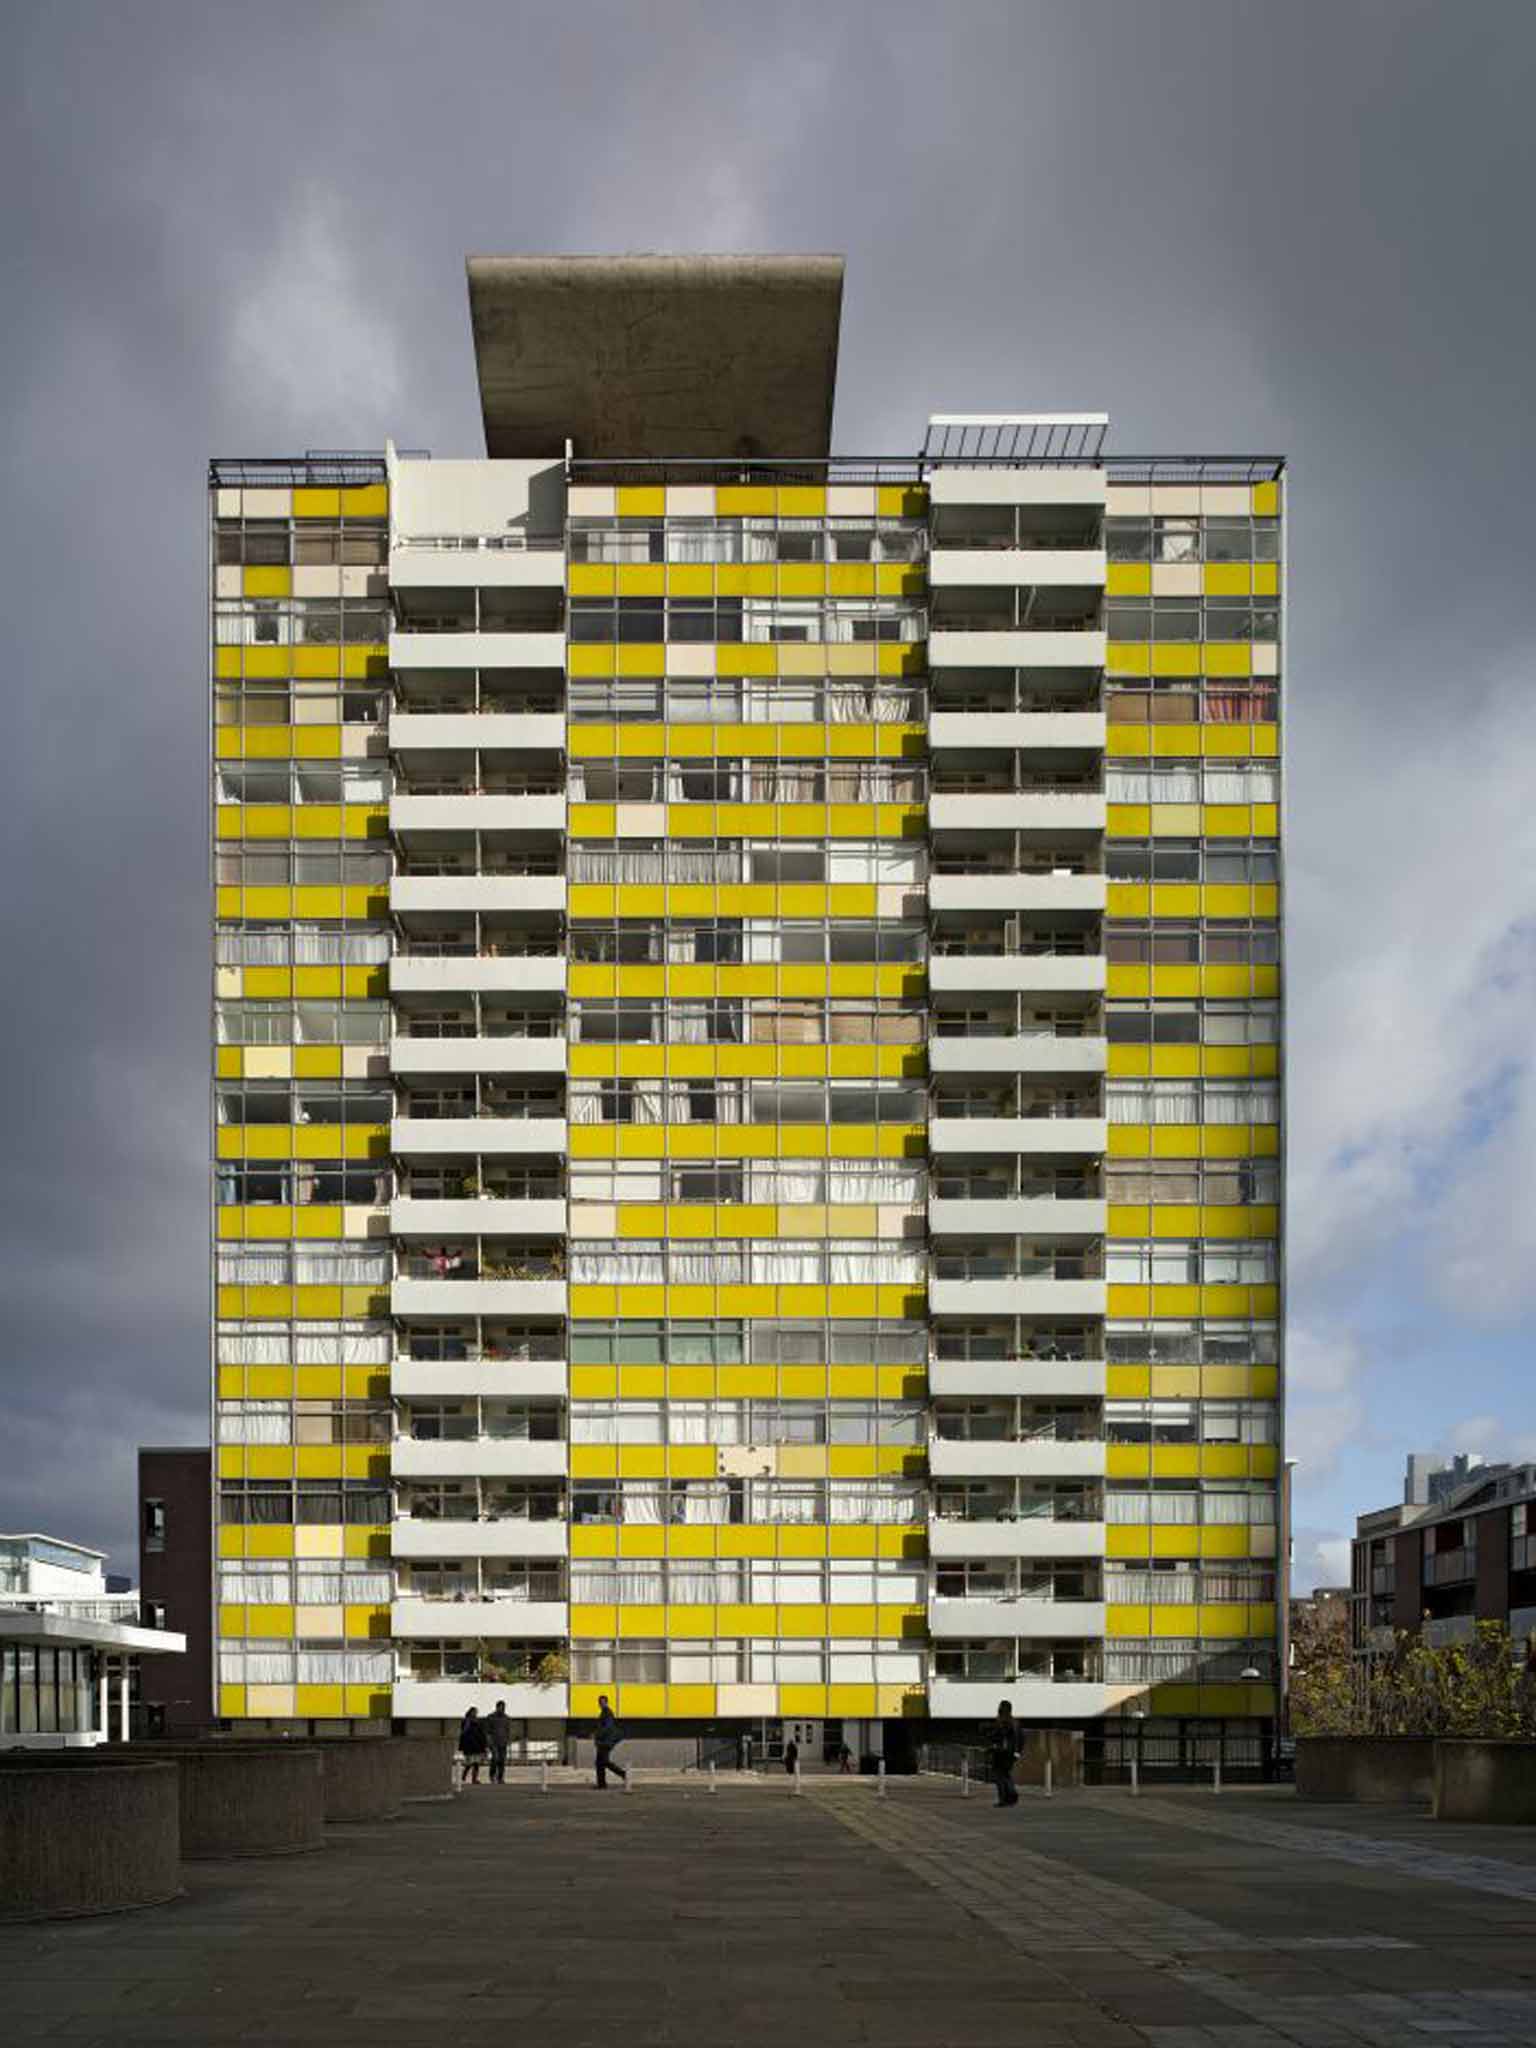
128;1745;325;1857
1294;1737;1435;1804
1433;1741;1536;1824
394;1737;456;1802
0;1757;181;1920
317;1739;404;1822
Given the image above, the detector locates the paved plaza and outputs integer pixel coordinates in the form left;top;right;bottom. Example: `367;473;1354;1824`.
6;1779;1536;2045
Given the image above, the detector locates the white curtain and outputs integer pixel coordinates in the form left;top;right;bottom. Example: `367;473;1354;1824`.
750;1245;823;1284
750;1166;825;1203
218;1330;290;1363
679;1484;730;1525
218;1403;291;1445
218;1250;288;1285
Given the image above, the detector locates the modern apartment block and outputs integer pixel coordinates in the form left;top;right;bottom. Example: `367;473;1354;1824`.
211;255;1284;1769
1353;1459;1536;1656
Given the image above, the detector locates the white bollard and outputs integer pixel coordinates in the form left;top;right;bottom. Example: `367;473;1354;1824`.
709;1761;717;1795
1130;1755;1139;1798
877;1758;886;1799
792;1758;802;1797
961;1756;970;1799
1213;1755;1222;1796
540;1760;549;1794
625;1765;634;1794
1043;1757;1053;1800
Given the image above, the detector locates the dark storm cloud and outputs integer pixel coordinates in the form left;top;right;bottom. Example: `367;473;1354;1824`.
1;1;1532;1576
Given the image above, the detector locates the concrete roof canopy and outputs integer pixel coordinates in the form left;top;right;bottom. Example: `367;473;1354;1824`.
466;253;845;461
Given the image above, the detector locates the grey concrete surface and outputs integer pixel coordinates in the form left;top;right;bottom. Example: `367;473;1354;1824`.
5;1781;1536;2042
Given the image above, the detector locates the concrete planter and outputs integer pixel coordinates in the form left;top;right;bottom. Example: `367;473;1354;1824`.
317;1739;405;1821
1294;1737;1436;1804
128;1744;325;1858
394;1737;457;1802
1433;1740;1536;1824
0;1757;181;1920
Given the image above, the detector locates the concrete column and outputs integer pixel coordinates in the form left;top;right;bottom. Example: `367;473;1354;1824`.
97;1657;109;1742
117;1658;130;1744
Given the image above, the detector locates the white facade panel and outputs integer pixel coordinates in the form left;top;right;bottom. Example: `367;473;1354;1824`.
391;1679;569;1719
390;875;565;915
390;1198;566;1236
929;1278;1106;1319
928;1600;1106;1640
390;1520;568;1560
928;956;1106;996
928;469;1108;508
928;1360;1107;1399
390;1359;568;1400
928;549;1106;588
928;1678;1109;1719
391;1600;568;1639
388;956;566;995
391;1438;567;1480
928;1438;1107;1480
929;1037;1108;1078
929;1521;1108;1561
928;629;1107;669
929;1117;1108;1156
929;711;1106;753
928;873;1105;915
929;792;1106;833
388;548;564;590
389;1037;567;1077
389;631;565;670
388;713;566;752
390;793;565;834
927;1198;1107;1237
391;1118;566;1157
391;1279;568;1318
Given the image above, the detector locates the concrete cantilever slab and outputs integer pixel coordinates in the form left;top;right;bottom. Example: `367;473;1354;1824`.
467;254;844;459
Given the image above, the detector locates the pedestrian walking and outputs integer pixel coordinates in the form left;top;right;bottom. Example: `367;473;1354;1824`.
783;1737;800;1777
459;1705;489;1786
592;1696;627;1789
837;1742;854;1775
484;1699;513;1784
985;1699;1020;1809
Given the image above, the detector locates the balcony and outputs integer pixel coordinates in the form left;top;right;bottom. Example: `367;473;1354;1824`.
929;1358;1106;1399
389;792;565;835
929;873;1105;917
929;1277;1105;1318
929;1438;1107;1480
388;711;566;752
928;1035;1107;1079
391;1197;566;1236
929;1519;1107;1560
927;1676;1109;1720
391;1277;567;1317
928;1598;1107;1640
391;1357;568;1399
929;954;1106;996
389;1035;567;1077
392;1437;566;1480
929;791;1106;834
390;876;565;916
928;550;1106;591
391;1117;567;1156
390;630;565;670
928;628;1107;671
391;1518;568;1559
929;468;1107;510
392;1678;569;1719
391;1598;568;1639
930;1116;1108;1156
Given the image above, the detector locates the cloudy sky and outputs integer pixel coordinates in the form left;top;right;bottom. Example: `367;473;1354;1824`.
2;1;1532;1587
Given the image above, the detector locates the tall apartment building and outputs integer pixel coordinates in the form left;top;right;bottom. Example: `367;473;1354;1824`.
211;255;1283;1771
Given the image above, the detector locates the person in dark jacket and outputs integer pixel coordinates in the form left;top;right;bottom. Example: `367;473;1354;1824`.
985;1699;1020;1808
459;1706;489;1785
484;1700;513;1784
783;1737;800;1777
593;1697;627;1788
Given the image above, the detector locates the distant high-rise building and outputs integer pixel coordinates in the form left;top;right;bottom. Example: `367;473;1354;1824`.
209;255;1284;1771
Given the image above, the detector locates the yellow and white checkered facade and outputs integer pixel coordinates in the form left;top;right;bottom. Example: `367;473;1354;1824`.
208;439;1284;1758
